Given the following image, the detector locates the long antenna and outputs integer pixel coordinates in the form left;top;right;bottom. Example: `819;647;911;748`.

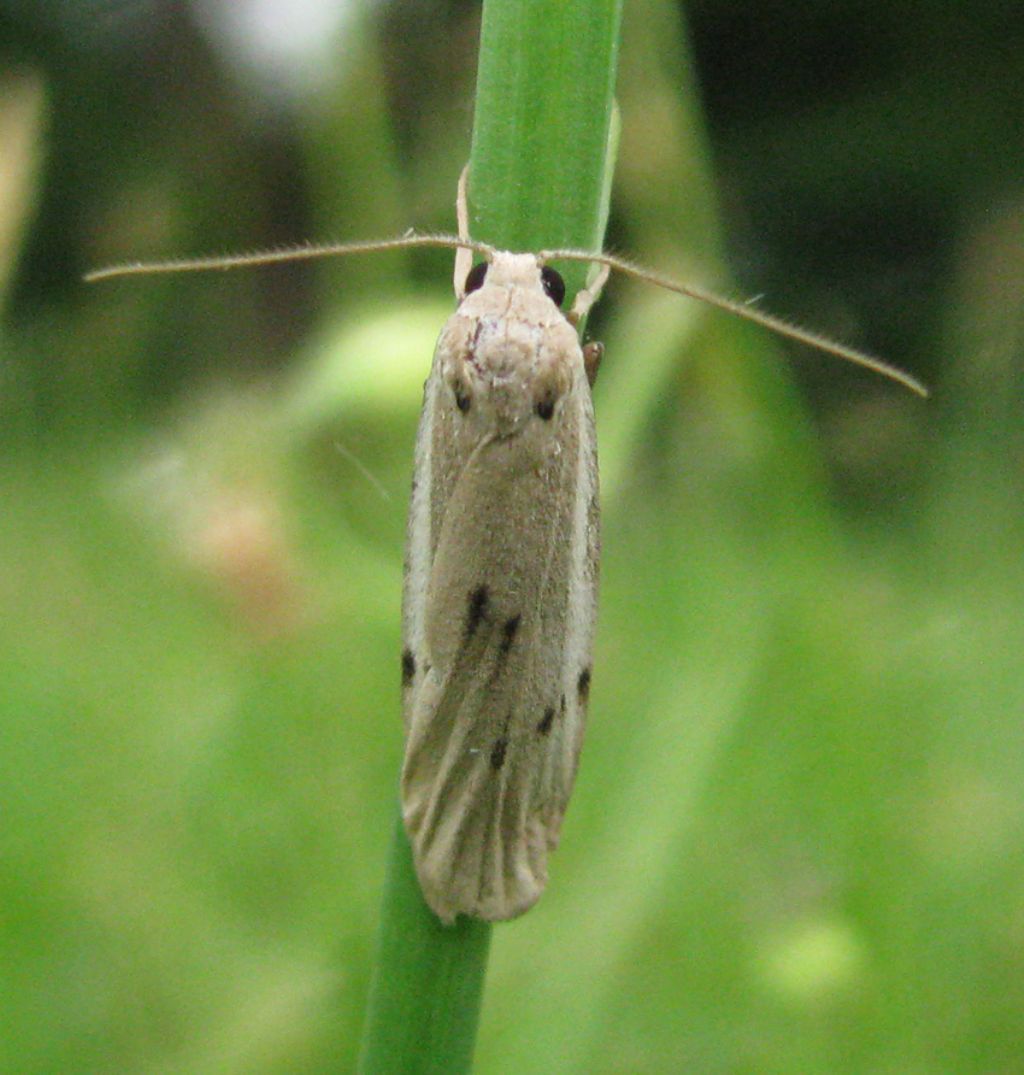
85;231;927;397
541;248;929;398
83;233;495;283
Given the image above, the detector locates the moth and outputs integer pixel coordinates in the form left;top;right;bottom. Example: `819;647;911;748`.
397;177;612;923
87;172;926;924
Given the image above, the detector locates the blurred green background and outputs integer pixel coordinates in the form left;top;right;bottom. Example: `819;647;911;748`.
2;1;1023;1072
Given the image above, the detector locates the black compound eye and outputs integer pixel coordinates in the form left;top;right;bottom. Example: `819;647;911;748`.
453;381;471;413
464;261;488;295
540;266;565;308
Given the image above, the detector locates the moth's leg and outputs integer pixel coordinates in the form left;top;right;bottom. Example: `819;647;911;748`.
583;341;604;388
454;164;472;301
568;262;610;326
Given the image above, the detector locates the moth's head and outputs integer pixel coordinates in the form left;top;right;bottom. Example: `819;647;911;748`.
442;252;579;438
460;252;567;311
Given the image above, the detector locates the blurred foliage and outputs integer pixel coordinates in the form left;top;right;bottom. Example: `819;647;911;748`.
1;0;1023;1072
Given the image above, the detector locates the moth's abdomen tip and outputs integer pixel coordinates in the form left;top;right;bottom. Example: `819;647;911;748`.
431;901;458;927
416;868;546;924
454;883;545;924
406;815;549;923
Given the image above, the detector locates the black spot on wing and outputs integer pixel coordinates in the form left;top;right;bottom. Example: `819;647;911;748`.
577;667;592;702
490;734;509;769
401;648;416;687
466;585;489;638
499;614;521;656
537;707;556;735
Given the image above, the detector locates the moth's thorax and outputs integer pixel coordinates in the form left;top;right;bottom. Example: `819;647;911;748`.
437;252;582;437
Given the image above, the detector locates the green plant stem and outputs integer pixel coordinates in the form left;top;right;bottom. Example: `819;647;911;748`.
358;2;622;1072
357;815;491;1075
469;0;623;298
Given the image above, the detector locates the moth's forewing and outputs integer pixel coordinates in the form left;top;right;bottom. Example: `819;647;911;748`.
399;254;599;923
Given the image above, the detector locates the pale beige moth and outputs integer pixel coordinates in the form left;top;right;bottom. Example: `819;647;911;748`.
85;175;926;926
398;177;611;923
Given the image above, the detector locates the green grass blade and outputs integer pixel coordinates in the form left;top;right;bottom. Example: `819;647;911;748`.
357;1;623;1072
357;817;492;1075
470;0;624;296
